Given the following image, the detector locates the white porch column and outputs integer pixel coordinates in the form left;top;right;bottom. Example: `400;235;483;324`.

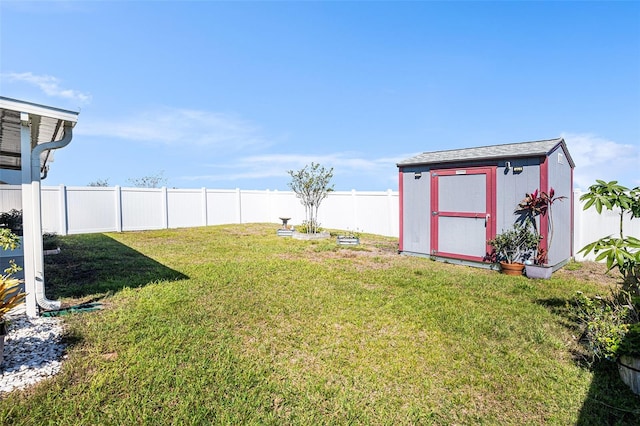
19;114;39;317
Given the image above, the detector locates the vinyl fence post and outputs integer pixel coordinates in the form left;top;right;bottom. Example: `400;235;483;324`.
352;189;358;231
58;184;68;236
573;189;582;261
202;187;208;226
115;185;123;232
236;188;242;224
387;189;395;237
162;187;169;229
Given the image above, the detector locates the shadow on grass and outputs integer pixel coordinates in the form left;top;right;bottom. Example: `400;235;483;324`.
44;233;188;300
536;297;640;425
575;361;640;425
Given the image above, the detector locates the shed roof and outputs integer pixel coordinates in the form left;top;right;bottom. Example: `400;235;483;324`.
397;138;575;168
0;96;79;172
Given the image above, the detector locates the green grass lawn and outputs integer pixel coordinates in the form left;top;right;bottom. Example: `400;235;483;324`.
1;224;639;424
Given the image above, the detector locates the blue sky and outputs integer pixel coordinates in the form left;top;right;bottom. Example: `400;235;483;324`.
1;1;638;191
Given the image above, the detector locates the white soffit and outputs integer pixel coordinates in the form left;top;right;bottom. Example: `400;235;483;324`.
0;97;79;171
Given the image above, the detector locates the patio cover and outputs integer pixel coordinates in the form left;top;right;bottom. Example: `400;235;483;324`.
0;96;79;317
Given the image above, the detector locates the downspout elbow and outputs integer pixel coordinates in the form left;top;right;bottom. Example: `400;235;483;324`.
35;276;61;311
31;123;73;181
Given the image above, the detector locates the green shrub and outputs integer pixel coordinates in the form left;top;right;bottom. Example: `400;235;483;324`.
43;233;60;250
0;228;20;251
0;209;22;236
572;291;638;361
618;322;640;357
295;220;323;234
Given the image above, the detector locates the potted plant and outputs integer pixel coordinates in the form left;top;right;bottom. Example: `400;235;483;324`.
487;222;539;276
516;188;566;279
0;229;26;365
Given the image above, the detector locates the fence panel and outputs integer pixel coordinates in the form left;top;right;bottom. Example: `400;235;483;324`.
355;190;398;237
573;189;640;261
206;190;240;225
121;187;165;231
41;186;63;234
318;192;353;231
66;186;118;234
167;188;205;229
0;185;21;213
240;190;273;224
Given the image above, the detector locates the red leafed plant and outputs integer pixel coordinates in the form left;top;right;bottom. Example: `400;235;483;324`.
516;188;566;265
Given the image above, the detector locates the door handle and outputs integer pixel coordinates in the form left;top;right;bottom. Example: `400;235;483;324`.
485;214;490;226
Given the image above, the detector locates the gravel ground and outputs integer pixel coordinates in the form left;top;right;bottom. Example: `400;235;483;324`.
0;307;66;394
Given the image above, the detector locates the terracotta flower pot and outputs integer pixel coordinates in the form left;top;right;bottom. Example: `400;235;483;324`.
500;262;525;276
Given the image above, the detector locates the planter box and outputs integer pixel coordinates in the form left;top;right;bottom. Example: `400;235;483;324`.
43;247;61;256
337;236;360;246
276;229;293;237
618;355;640;395
525;264;553;279
291;231;330;241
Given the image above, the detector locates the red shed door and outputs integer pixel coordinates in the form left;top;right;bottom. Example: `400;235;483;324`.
430;167;495;262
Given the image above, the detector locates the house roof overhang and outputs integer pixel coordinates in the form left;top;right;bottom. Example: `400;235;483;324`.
0;96;79;177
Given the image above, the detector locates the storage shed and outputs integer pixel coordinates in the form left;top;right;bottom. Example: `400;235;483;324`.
397;138;575;270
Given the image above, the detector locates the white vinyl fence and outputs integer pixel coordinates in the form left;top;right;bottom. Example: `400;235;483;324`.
573;189;640;261
0;185;398;237
1;186;639;261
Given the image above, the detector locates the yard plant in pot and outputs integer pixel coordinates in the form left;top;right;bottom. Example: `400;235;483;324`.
487;222;539;276
0;228;26;365
516;188;566;279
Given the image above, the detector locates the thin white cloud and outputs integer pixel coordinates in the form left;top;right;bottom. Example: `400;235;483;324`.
180;152;409;184
562;132;640;190
77;107;267;149
1;72;91;104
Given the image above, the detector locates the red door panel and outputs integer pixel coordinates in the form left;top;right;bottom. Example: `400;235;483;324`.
430;167;496;262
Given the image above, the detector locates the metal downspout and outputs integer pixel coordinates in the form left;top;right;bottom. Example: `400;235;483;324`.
30;123;74;311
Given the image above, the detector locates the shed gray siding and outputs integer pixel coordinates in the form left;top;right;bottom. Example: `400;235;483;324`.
546;145;573;265
495;157;541;236
401;166;431;254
